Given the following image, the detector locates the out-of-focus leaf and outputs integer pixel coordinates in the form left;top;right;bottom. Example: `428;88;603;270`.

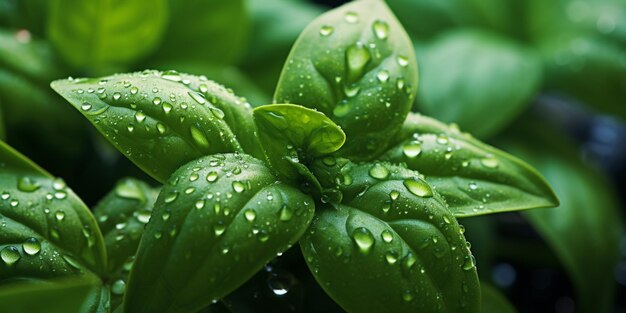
380;113;558;217
242;0;324;93
386;0;473;39
0;29;62;81
47;0;167;72
481;283;517;313
0;140;107;279
307;158;480;313
150;0;248;66
0;102;5;140
0;275;105;313
124;154;315;313
275;0;417;159
501;121;625;313
416;29;542;138
51;70;264;183
0;0;48;36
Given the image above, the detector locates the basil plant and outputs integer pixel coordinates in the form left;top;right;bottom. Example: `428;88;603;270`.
0;0;557;312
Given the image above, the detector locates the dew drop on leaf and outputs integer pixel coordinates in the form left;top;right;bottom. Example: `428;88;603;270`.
319;25;334;36
381;230;393;243
368;164;390;180
403;179;433;198
402;141;422;158
111;279;126;295
17;177;40;192
206;171;219;182
480;156;499;168
372;20;389;40
344;11;359;23
1;246;21;265
22;238;41;255
352;227;374;254
244;209;257;222
190;126;210;149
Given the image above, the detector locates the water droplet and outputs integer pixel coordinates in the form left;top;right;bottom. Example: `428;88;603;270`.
278;205;293;221
136;210;151;223
390;190;400;200
462;255;476;270
156;123;166;134
9;199;18;207
459;225;466;234
397;55;409;67
232;181;245;193
352;227;374;254
344;11;359;23
111;279;126;295
162;70;182;82
403;179;433;198
206;171;219;182
381;230;393;243
210;107;225;119
22;238;41;255
55;211;65;221
81;103;92;111
333;102;351;117
468;182;478;190
162;102;173;114
346;43;371;82
130;86;138;94
244;209;256;222
1;246;20;265
214;221;226;236
480;156;499;168
135;111;146;123
319;25;334;36
257;230;270;242
372;20;389;40
402;141;422;158
385;251;398;264
153;97;162;105
17;177;40;192
190;126;210;149
113;92;121;100
164;191;178;203
402;290;414;302
189;173;199;182
343;84;361;98
322;157;336;166
368;164;390;180
195;200;205;210
376;70;390;82
402;252;417;273
188;91;206;104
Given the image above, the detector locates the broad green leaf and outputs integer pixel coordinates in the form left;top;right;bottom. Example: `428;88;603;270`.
274;0;418;159
47;0;167;72
0;29;63;82
379;113;558;217
51;70;266;183
539;35;626;118
501;123;625;313
481;283;517;313
0;275;104;313
415;29;542;138
149;0;248;66
242;0;324;93
0;140;106;280
92;178;158;309
253;104;346;182
307;158;480;313
124;153;315;313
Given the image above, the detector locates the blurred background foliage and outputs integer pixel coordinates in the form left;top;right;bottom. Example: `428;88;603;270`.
0;0;625;312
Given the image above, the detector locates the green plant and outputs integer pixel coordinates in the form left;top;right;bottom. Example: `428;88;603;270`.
0;0;560;312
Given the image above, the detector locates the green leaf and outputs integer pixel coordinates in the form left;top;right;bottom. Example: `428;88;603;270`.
253;104;346;182
274;0;418;159
386;0;471;39
149;0;248;66
379;113;558;217
307;158;480;313
47;0;167;72
51;70;265;183
0;275;105;313
501;123;625;313
0;140;107;279
0;0;49;36
481;283;517;313
0;102;5;140
415;29;542;138
0;29;63;82
124;153;315;313
93;178;158;275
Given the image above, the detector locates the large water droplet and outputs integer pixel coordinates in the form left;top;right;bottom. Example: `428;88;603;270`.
319;25;334;36
206;171;219;182
369;164;390;180
214;221;226;236
352;227;374;254
195;199;205;210
397;55;409;67
130;86;139;94
278;204;293;221
244;209;256;222
17;177;40;192
403;179;433;198
376;70;390;82
385;251;399;264
81;103;92;111
372;20;389;40
381;230;393;243
136;210;151;223
344;11;359;23
55;211;65;221
135;111;146;123
232;181;245;193
1;246;20;265
402;141;422;158
22;238;41;255
162;102;173;114
164;191;178;203
346;42;371;83
190;126;210;149
153;97;162;105
111;279;126;295
188;91;206;104
462;255;476;270
480;156;499;168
